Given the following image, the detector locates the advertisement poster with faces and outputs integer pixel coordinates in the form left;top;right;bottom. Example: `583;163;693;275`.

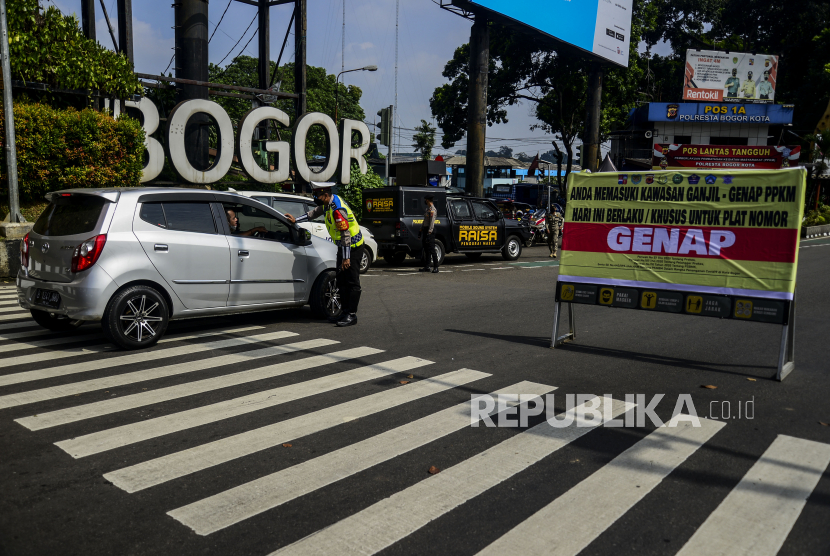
683;49;779;104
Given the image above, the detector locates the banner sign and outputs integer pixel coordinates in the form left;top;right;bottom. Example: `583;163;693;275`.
683;49;779;104
653;144;802;170
645;102;794;125
559;168;806;302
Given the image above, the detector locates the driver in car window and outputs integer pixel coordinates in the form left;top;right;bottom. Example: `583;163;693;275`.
226;209;267;237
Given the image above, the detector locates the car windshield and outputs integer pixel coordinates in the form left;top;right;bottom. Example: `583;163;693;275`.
33;195;107;236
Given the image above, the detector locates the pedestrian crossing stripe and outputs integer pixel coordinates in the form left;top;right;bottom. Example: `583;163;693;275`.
479;417;725;556
168;380;556;535
60;355;435;460
676;434;830;556
267;396;635;555
0;325;268;370
0;322;828;555
0;329;300;395
15;341;362;428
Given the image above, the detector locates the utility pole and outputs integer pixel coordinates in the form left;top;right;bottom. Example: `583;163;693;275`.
466;16;489;198
116;0;134;66
175;0;209;171
294;0;307;118
394;0;399;163
585;62;603;173
0;0;24;224
258;0;270;142
81;0;95;41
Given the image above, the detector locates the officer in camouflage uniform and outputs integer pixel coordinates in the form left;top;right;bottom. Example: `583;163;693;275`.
547;207;563;258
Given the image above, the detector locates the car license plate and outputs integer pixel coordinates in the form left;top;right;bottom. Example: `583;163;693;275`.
34;289;61;309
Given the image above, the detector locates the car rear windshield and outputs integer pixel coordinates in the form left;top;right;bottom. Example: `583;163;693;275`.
33;195;108;237
403;192;445;216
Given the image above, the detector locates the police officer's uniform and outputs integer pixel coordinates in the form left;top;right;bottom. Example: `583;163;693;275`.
419;194;439;273
293;182;364;326
547;208;564;258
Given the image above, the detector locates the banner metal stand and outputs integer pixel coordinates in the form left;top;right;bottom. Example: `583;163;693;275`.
776;289;795;381
550;300;575;348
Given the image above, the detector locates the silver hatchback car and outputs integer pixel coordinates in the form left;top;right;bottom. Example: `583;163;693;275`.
16;188;343;349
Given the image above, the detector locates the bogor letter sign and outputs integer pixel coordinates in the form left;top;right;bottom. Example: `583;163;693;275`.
124;97;372;185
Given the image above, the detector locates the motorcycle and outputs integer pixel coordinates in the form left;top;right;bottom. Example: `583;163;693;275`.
525;209;549;247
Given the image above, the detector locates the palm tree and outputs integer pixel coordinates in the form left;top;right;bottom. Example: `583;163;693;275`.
412;119;437;161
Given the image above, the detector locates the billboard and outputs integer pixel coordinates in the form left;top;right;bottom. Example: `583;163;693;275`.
559;168;806;303
653;144;802;170
459;0;633;67
683;49;779;104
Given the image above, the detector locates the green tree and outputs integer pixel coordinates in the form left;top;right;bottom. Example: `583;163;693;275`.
430;0;654;190
8;0;141;100
208;58;366;158
339;163;386;221
412;119;437;160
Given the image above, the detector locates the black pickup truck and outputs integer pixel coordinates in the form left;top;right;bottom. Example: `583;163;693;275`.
361;186;532;265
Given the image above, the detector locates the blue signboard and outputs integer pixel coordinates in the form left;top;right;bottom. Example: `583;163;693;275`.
463;0;633;67
646;102;794;125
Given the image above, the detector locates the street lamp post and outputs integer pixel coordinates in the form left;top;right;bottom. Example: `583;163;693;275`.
335;65;377;123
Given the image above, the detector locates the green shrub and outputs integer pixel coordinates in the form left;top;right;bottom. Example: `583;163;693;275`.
0;98;145;203
8;0;141;97
339;163;387;221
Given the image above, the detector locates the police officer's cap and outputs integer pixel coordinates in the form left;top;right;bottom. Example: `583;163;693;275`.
310;181;335;191
424;194;434;201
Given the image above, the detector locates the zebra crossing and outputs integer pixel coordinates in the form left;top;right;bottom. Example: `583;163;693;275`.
0;284;829;555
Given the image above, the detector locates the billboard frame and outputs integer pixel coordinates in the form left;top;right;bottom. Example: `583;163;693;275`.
439;0;629;68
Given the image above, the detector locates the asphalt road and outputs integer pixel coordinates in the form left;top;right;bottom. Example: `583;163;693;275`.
1;240;829;556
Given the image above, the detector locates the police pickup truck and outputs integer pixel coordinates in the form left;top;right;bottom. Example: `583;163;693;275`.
361;186;532;265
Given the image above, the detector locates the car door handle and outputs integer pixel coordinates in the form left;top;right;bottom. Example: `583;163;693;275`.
238;250;250;257
154;244;168;252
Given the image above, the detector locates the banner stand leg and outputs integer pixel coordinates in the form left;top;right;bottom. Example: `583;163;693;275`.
776;292;796;381
551;301;575;349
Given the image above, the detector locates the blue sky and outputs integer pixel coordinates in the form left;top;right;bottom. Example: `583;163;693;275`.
48;0;650;157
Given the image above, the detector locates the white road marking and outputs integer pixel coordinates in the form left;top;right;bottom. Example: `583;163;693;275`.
520;265;546;268
0;328;287;388
478;417;724;556
64;357;443;461
12;340;351;424
270;397;635;556
461;269;485;272
676;434;830;556
0;306;25;314
0;322;40;333
396;273;419;276
489;267;514;270
0;332;107;354
0;312;33;322
169;380;556;536
104;363;479;495
0;329;52;341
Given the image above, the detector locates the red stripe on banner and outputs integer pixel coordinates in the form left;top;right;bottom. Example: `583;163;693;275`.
562;222;798;263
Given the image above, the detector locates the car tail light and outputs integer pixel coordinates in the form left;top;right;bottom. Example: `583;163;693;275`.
71;234;107;273
20;233;30;267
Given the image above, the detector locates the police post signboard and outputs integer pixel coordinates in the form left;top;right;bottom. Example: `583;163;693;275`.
553;168;805;378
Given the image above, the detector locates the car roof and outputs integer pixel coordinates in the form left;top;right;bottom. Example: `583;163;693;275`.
235;191;312;201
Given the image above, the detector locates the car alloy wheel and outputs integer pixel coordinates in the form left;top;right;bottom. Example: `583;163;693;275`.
119;294;165;343
508;239;520;257
360;250;371;273
325;278;342;315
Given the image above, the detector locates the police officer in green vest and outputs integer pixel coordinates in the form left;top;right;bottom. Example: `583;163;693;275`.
285;182;364;327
